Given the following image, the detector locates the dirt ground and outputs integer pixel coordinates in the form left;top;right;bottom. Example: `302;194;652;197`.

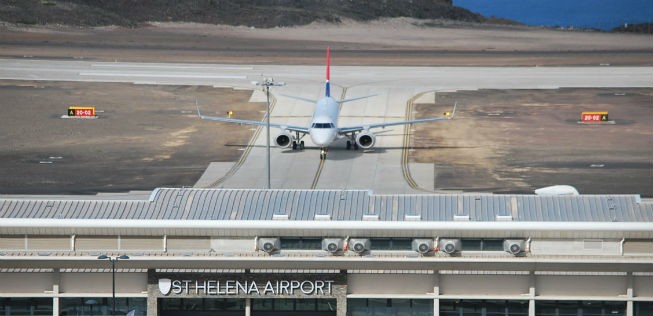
0;20;651;66
0;80;264;194
411;88;653;196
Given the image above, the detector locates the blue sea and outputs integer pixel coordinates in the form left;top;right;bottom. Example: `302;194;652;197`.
454;0;653;30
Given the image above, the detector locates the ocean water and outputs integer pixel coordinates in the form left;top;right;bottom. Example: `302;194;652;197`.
454;0;653;30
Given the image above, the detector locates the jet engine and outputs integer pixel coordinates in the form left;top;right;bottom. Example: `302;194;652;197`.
274;130;294;148
355;132;376;149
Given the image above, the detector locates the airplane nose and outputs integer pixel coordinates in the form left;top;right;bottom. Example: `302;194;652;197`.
311;130;335;146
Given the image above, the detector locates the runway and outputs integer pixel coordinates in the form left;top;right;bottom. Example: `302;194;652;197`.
1;58;651;193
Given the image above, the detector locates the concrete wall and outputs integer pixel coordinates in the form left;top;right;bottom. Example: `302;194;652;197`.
536;275;627;297
440;274;530;296
60;272;147;294
0;273;52;294
348;274;436;295
530;239;622;255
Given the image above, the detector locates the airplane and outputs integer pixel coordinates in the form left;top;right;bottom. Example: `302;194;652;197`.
197;47;456;160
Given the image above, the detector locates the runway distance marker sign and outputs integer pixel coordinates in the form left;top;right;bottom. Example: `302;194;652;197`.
67;106;95;117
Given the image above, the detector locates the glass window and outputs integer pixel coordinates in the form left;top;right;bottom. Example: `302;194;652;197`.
483;240;504;251
252;299;273;311
348;298;433;316
317;299;337;312
535;301;626;316
280;237;322;250
296;299;317;311
441;299;528;316
0;298;53;316
635;302;653;316
462;239;482;250
61;297;146;316
275;299;295;311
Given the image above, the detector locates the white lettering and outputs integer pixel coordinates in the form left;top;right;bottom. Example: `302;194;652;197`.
280;280;290;294
182;280;192;295
165;279;334;296
195;280;207;295
207;280;217;295
172;280;183;294
236;281;247;294
290;280;301;294
248;281;260;294
264;281;274;294
301;280;315;295
217;281;225;295
225;280;236;295
325;280;334;295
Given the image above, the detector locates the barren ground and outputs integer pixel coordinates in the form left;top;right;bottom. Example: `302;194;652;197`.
0;80;264;194
411;88;653;196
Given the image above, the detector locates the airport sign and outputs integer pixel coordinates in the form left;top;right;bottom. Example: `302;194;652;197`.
67;106;95;117
581;111;608;122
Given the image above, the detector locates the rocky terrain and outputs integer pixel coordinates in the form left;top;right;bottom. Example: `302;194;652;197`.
0;0;483;27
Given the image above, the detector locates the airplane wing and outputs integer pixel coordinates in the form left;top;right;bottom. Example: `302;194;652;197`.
338;102;457;134
196;106;310;134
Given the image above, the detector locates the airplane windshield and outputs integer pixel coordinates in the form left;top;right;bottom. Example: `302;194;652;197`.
311;123;334;129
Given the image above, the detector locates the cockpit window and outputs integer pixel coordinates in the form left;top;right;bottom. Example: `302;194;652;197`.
311;123;334;129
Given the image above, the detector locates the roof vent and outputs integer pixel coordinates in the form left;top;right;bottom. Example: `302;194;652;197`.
496;215;513;221
405;214;421;221
272;214;288;221
453;215;469;221
314;214;331;221
363;214;379;221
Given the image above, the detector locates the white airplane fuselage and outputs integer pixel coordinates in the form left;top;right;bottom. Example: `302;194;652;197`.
308;96;339;148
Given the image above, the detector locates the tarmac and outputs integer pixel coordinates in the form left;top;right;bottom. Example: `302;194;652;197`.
1;58;650;194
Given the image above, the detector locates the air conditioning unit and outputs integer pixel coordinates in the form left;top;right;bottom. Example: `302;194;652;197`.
504;239;525;255
258;238;280;254
439;239;461;254
412;239;434;254
348;238;371;254
322;238;344;254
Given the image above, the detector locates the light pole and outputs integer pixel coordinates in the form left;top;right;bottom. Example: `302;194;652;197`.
98;254;129;315
254;78;285;189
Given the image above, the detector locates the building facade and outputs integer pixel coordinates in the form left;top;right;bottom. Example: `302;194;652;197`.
1;188;652;316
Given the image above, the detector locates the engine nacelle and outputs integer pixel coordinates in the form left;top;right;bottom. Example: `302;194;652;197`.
355;132;376;149
274;131;294;148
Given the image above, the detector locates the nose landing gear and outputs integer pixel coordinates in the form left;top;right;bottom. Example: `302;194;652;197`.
319;147;328;160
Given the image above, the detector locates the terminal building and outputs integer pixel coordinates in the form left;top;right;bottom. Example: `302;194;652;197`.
0;188;652;316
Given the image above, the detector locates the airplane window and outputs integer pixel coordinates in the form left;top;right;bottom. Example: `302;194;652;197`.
311;123;333;129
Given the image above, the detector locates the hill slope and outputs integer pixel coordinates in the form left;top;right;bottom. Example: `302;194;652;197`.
0;0;484;27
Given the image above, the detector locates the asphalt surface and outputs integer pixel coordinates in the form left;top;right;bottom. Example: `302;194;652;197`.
0;59;651;195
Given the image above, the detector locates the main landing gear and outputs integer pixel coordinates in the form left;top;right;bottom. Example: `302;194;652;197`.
319;147;328;160
292;140;305;151
291;131;305;151
346;139;359;151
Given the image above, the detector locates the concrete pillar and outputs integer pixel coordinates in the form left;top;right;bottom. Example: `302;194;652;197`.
146;269;158;316
52;269;60;316
245;298;251;316
626;272;634;316
528;271;536;316
434;270;440;316
337;296;347;316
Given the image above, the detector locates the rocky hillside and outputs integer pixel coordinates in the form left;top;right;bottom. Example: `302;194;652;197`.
0;0;484;27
